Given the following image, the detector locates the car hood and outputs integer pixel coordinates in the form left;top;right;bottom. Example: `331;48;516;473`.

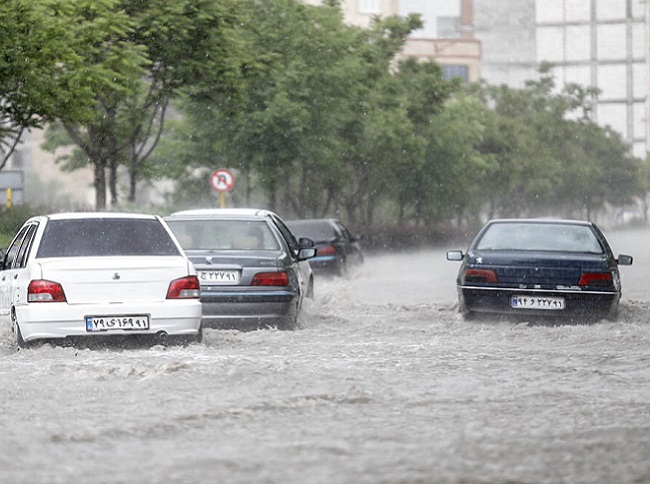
36;256;193;304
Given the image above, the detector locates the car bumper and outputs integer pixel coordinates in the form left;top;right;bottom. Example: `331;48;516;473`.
200;289;299;329
308;255;344;274
15;300;202;343
458;285;620;316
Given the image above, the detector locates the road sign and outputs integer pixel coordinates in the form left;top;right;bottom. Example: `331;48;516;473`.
210;169;235;192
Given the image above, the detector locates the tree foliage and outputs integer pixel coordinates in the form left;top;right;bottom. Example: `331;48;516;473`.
3;0;642;235
473;69;641;222
41;0;250;209
0;0;138;168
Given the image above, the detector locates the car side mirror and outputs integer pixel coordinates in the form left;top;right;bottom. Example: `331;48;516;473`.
298;237;314;249
446;250;464;261
297;248;316;261
617;254;633;266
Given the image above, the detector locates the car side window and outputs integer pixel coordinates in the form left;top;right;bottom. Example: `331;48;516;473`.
4;224;31;270
14;223;38;268
334;221;349;241
269;215;299;251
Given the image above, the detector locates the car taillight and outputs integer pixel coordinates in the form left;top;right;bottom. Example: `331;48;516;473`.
464;268;498;283
167;275;200;299
317;245;336;256
578;272;613;287
28;280;67;302
251;272;289;286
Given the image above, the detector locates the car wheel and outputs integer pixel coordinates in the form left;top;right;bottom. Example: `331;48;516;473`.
458;298;475;321
179;325;204;345
338;259;349;278
279;307;300;331
603;302;619;321
306;277;314;299
12;312;30;349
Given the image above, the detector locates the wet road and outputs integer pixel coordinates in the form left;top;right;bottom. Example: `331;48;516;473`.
1;227;649;483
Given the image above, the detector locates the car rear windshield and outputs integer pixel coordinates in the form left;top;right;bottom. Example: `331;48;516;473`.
36;218;181;257
286;221;334;241
475;222;604;253
166;219;281;251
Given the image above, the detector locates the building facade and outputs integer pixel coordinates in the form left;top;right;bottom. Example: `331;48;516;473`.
532;0;647;158
319;0;648;158
303;0;481;82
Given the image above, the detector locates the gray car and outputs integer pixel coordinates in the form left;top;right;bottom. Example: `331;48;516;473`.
165;209;315;330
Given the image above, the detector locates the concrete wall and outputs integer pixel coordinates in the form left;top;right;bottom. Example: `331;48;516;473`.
474;0;538;87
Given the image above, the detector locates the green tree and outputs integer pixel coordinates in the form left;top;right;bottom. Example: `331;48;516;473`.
43;0;249;210
473;68;640;220
159;0;424;226
0;0;136;168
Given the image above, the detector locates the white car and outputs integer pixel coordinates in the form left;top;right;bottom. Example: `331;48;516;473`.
0;212;203;347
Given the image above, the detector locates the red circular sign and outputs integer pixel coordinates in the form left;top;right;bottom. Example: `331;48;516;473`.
210;169;235;192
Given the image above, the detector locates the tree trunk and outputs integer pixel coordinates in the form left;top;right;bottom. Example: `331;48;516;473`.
128;165;137;202
94;160;107;210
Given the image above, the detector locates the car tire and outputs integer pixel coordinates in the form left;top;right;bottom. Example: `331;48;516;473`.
460;310;476;321
458;298;475;321
279;306;300;330
603;302;619;322
338;259;349;278
12;312;30;349
194;324;204;343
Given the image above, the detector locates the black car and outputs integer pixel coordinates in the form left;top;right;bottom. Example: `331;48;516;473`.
446;218;633;320
285;218;364;276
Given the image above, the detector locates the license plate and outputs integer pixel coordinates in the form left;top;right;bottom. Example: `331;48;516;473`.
86;315;150;332
511;295;565;310
198;270;240;284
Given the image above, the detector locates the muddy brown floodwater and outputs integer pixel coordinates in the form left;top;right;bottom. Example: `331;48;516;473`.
1;226;649;483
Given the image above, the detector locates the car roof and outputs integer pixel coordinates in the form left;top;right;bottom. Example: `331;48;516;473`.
27;212;160;223
167;208;277;219
486;218;593;226
285;218;338;225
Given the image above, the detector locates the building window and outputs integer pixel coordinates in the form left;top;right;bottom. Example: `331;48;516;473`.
441;65;469;82
359;0;380;14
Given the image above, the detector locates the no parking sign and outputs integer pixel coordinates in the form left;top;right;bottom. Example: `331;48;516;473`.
210;169;235;192
210;169;235;208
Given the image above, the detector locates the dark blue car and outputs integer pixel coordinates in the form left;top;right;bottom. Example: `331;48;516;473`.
285;218;363;277
446;219;633;320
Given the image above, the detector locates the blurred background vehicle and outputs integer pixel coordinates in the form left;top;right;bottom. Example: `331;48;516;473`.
165;208;315;330
0;212;203;347
285;218;364;277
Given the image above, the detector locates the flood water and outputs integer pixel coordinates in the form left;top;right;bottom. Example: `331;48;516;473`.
1;226;649;483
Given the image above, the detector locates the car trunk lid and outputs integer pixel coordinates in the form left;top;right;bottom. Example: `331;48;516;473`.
36;256;191;304
186;251;282;286
470;250;610;287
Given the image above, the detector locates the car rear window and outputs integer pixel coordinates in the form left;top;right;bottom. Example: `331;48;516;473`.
36;218;181;257
286;221;334;241
166;219;281;251
476;222;604;253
